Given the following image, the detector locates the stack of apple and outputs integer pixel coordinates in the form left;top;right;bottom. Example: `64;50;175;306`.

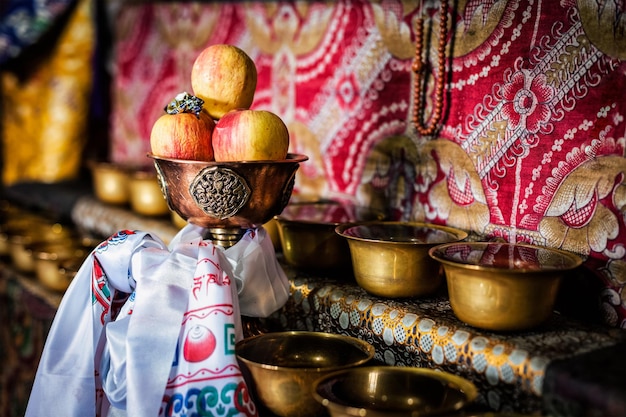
150;44;289;162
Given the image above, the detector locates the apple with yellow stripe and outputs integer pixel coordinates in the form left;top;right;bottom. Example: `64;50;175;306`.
150;92;215;161
212;108;289;162
191;44;257;120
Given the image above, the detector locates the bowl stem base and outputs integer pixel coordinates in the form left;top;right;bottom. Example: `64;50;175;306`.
206;227;246;248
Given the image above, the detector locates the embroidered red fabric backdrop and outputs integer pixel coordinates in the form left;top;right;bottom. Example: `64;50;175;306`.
108;1;626;328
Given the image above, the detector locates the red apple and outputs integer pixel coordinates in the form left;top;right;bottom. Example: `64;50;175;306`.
191;44;257;120
212;109;290;161
150;92;216;161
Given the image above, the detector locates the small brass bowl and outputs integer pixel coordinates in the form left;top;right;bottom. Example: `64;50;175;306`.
90;161;134;205
313;366;478;417
129;170;170;217
56;257;83;291
336;222;468;298
236;331;375;417
31;241;90;292
429;241;583;331
275;201;385;271
149;153;308;230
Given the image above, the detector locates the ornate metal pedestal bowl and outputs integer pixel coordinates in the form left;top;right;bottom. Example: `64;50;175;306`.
149;153;308;247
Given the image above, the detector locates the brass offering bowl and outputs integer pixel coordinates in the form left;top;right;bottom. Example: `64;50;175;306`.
149;153;308;246
90;161;135;205
129;169;170;217
235;331;375;417
31;240;92;292
56;257;83;292
336;222;468;298
275;201;385;271
429;241;583;331
313;366;478;417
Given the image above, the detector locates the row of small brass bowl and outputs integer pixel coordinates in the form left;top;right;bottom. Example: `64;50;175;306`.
149;153;308;245
236;331;375;417
335;221;583;331
128;169;171;216
90;161;170;217
2;219;74;273
235;331;478;417
0;211;97;292
30;239;94;292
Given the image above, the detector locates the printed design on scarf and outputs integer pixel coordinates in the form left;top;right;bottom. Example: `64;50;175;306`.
179;307;235;366
91;230;137;324
162;240;258;417
96;229;137;253
192;259;231;299
163;380;256;417
91;257;111;325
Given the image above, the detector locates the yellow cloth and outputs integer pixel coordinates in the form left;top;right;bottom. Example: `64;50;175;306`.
1;0;94;185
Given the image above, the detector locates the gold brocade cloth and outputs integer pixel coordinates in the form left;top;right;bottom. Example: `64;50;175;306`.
1;0;94;185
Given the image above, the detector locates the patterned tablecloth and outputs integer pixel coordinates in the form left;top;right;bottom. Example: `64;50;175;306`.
264;267;626;415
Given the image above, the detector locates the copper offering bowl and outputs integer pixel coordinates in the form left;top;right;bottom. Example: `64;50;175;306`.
236;331;375;417
149;153;308;246
336;221;468;298
313;366;478;417
429;241;583;331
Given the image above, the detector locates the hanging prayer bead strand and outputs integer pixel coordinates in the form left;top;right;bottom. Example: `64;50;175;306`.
412;0;449;137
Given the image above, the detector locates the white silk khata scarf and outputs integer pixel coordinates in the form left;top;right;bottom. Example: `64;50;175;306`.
25;223;290;417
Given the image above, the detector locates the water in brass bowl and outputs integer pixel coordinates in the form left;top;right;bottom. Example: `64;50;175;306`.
275;200;386;272
235;331;375;417
429;241;583;331
336;222;468;298
313;366;478;417
149;153;308;244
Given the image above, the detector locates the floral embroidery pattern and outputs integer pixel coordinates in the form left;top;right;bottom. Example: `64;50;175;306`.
501;70;554;134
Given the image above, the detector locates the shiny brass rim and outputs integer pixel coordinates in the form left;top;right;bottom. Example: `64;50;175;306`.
235;331;375;372
313;365;478;416
429;241;583;273
335;221;468;245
